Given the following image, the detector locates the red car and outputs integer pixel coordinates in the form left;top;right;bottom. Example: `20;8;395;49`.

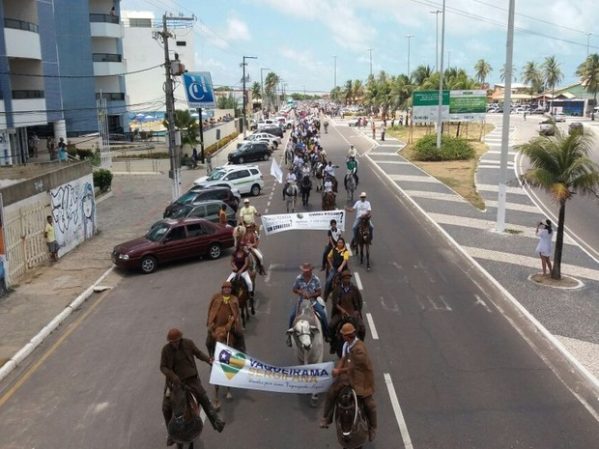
112;218;234;274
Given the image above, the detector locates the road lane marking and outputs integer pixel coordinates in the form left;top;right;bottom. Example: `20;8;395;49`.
267;201;271;208
365;313;379;340
354;272;363;290
384;373;414;449
474;294;492;313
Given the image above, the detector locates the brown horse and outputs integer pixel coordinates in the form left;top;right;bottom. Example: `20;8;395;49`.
211;324;239;411
231;274;253;326
166;383;203;449
356;216;371;270
322;191;336;210
334;385;369;449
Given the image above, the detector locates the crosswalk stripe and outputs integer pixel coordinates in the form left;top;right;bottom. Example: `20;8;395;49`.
388;174;440;183
477;183;526;195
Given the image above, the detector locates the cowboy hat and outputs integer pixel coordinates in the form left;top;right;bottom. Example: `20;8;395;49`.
243;199;250;203
360;192;367;197
222;281;233;288
341;270;352;278
340;322;356;336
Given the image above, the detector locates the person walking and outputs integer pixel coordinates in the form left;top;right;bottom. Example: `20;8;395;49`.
535;219;553;276
380;123;386;141
371;119;376;139
44;215;58;262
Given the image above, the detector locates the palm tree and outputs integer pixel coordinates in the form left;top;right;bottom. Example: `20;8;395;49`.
500;64;518;83
576;53;599;121
474;59;492;87
519;131;599;279
264;72;280;111
411;65;432;86
352;79;364;104
250;81;261;100
521;61;543;97
390;74;412;110
343;80;353;105
330;86;342;103
543;56;563;113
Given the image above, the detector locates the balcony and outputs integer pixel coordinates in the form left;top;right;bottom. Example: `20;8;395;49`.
11;95;47;128
4;18;41;60
90;14;122;38
96;92;125;101
92;53;125;76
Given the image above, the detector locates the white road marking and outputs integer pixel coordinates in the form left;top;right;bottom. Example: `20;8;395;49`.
354;272;363;290
366;313;379;340
388;174;440;184
200;410;206;423
264;209;269;214
384;373;414;449
474;294;492;313
427;295;452;311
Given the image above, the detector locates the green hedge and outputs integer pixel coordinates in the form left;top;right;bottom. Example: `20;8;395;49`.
206;131;239;157
413;134;475;161
93;169;113;192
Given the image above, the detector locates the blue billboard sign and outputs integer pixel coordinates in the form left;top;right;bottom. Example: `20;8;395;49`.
182;72;216;108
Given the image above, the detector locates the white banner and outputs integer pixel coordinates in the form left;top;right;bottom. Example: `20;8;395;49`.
209;342;334;394
270;157;283;184
261;210;346;236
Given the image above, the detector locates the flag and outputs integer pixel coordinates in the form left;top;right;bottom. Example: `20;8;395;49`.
270;157;283;184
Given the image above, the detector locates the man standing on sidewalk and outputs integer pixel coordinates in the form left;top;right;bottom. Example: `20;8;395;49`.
44;215;58;262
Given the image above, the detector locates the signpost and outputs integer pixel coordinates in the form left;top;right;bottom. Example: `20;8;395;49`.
412;90;486;124
413;90;449;124
183;72;216;163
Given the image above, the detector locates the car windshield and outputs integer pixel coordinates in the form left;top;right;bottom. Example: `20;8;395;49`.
207;170;227;181
176;191;198;204
170;205;192;219
146;223;170;241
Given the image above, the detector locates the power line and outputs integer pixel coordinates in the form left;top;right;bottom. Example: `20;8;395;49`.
0;64;163;79
0;100;166;116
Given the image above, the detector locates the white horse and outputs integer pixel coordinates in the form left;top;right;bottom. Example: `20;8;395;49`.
283;181;299;213
344;172;357;203
287;298;324;406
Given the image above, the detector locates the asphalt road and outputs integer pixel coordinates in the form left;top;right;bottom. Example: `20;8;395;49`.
0;120;597;448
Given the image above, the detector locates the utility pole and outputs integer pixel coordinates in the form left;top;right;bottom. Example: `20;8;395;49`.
406;34;414;75
586;32;592;57
242;55;257;138
436;0;446;150
496;0;515;233
430;10;441;72
160;13;194;201
333;55;337;89
368;48;373;77
260;67;270;112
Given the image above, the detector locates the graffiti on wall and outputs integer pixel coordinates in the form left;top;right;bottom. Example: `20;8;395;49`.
49;174;96;257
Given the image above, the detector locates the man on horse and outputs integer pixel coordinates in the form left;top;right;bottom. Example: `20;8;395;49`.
321;219;342;271
287;263;329;347
325;237;350;298
238;199;261;227
320;322;377;442
226;247;254;298
206;281;246;353
345;155;359;186
240;223;265;275
328;270;364;354
346;192;373;248
161;328;225;446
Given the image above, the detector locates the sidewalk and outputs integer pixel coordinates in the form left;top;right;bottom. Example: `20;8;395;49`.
342;117;599;383
0;134;244;378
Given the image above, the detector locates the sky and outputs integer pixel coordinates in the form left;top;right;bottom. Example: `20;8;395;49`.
122;0;599;94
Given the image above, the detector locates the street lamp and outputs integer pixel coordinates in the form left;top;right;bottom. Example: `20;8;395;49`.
333;55;337;89
242;55;257;138
260;67;270;111
406;35;414;75
430;10;441;72
586;32;592;57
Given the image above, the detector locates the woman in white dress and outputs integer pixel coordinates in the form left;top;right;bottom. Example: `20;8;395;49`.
535;219;553;276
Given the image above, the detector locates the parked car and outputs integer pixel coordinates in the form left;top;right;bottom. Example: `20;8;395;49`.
257;119;276;131
539;119;556;136
228;142;271;164
237;132;280;150
163;185;240;218
162;200;236;226
112;218;234;274
194;164;264;196
553;112;566;122
260;126;284;138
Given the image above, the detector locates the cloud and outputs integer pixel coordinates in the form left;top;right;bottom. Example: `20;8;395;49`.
198;15;251;49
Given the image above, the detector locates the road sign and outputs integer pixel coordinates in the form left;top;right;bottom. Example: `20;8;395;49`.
412;91;449;124
182;72;216;108
449;90;487;121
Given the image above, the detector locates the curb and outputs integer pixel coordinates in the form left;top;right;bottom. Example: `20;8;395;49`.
0;267;114;383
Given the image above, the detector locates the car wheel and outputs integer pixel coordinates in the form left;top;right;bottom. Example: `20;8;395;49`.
140;256;158;274
208;243;222;259
263;153;269;161
238;157;244;164
251;184;261;196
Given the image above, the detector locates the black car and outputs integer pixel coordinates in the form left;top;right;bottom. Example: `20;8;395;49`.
159;200;237;226
261;126;284;138
228;142;271;164
164;186;240;218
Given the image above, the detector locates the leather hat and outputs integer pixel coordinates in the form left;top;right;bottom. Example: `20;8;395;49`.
340;322;357;336
341;270;352;278
222;281;233;288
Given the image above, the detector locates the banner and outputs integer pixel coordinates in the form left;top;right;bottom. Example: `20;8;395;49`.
412;90;449;124
412;90;487;123
261;210;346;236
270;157;283;184
209;342;334;394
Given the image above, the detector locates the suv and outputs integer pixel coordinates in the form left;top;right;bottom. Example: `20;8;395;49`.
162;200;236;225
261;126;284;138
228;142;271;164
163;186;240;217
193;165;264;196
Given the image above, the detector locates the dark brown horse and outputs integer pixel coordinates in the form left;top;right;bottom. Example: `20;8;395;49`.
322;191;336;210
356;216;371;270
166;383;203;449
231;273;254;326
210;324;239;411
334;385;368;449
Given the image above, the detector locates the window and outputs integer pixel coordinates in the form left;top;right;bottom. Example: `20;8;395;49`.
206;204;221;215
189;206;206;218
165;226;186;241
250;169;259;175
215;191;227;200
176;41;187;46
186;223;206;237
237;170;250;178
129;18;152;27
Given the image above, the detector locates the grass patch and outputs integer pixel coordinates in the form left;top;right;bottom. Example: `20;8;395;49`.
389;122;494;210
505;228;523;234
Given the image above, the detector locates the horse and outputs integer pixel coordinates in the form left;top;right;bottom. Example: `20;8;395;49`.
210;324;239;412
166;383;203;449
313;162;324;191
322;191;336;211
330;314;366;359
287;298;324;407
285;144;294;169
233;225;246;249
344;173;357;203
356;216;371;271
283;181;299;213
334;385;369;449
300;175;312;207
230;274;252;326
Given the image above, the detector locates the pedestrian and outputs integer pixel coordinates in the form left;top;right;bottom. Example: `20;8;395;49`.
57;138;68;162
218;204;228;226
380;123;386;141
535;219;553;276
371;119;376;139
191;147;199;168
44;215;58;262
47;136;56;160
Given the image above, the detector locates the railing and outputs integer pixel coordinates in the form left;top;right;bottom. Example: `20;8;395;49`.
12;90;44;99
92;53;122;63
4;18;39;33
96;92;125;101
89;13;119;24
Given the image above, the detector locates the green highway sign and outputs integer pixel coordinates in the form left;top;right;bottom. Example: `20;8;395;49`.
413;90;487;123
412;91;449;107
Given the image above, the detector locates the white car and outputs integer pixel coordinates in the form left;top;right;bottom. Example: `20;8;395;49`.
193;165;264;196
257;119;276;131
237;132;280;150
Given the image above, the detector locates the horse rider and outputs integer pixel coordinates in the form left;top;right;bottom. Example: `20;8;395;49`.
320;322;377;442
345;156;359;186
206;281;246;353
323;176;335;198
323;160;336;179
284;171;298;198
325;237;350;298
346;192;373;248
241;222;266;275
347;144;357;160
226;247;254;298
238;198;261;227
287;262;329;347
321;219;342;271
160;328;225;446
328;270;363;354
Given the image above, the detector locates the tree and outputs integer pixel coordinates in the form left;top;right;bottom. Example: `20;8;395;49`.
576;53;599;121
343;79;354;105
250;81;261;100
500;64;518;83
162;109;199;145
543;56;563;113
474;59;492;87
411;65;432;86
217;93;239;116
330;86;342;103
519;131;599;279
264;72;280;111
521;61;543;97
352;79;364;104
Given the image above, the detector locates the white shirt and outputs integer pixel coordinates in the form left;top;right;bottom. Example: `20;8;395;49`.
286;172;297;183
353;199;372;217
347;147;357;158
323;165;335;177
324;180;334;193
